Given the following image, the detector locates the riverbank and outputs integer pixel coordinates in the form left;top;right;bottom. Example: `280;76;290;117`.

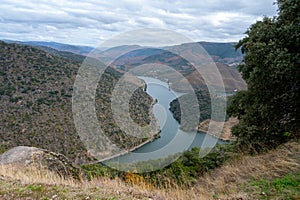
94;136;157;163
94;86;161;164
95;76;225;164
197;117;238;141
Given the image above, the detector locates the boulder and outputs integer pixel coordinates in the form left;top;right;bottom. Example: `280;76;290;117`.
0;146;83;180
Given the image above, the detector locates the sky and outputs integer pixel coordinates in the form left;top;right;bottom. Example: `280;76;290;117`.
0;0;278;47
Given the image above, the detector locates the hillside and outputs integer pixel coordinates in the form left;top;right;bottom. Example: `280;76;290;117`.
4;40;95;56
198;41;243;65
10;40;245;92
0;41;154;163
0;40;247;163
0;140;298;199
0;39;298;199
6;41;243;66
4;40;246;92
102;47;246;92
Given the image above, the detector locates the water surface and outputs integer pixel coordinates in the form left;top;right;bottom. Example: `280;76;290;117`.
105;76;222;164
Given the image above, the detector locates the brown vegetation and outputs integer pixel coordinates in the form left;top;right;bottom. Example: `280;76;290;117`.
198;117;238;141
0;141;299;199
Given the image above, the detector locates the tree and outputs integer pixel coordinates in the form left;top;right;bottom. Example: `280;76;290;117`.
228;0;299;149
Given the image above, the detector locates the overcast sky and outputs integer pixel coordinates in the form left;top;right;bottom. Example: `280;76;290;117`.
0;0;278;47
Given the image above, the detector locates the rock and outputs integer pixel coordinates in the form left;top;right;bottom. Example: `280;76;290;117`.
0;146;83;180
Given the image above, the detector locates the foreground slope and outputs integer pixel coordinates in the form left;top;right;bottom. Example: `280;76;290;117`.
0;140;298;199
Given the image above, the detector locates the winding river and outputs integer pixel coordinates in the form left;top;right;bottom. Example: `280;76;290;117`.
104;76;224;165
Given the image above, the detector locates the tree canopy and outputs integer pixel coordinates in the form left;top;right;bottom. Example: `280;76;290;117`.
228;0;299;149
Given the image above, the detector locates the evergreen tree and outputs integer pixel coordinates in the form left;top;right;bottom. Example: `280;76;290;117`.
228;0;299;148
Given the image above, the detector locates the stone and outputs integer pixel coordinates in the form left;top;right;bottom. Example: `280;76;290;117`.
0;146;83;180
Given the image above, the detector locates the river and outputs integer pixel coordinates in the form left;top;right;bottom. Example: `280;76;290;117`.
104;76;223;165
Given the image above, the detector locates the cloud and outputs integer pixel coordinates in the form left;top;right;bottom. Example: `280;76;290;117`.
0;0;277;46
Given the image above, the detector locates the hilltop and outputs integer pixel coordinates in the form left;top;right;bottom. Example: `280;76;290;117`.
5;40;246;92
5;40;243;65
3;40;95;56
96;42;246;92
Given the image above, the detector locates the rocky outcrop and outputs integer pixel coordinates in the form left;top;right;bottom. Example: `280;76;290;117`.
0;146;83;180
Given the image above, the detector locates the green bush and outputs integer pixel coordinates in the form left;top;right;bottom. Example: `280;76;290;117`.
81;143;238;188
228;0;299;149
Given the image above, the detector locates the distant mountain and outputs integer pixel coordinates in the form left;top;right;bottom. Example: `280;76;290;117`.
31;45;87;63
97;45;142;64
3;39;246;92
4;40;243;67
95;41;243;65
198;42;243;65
99;43;246;92
3;40;95;56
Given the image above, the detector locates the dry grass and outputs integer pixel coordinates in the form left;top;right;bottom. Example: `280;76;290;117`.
0;164;77;186
0;141;299;199
0;164;156;199
147;140;300;200
195;141;300;199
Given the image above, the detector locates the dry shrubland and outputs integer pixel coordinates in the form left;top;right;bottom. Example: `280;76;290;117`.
0;141;299;199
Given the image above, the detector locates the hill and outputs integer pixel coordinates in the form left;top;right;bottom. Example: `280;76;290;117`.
99;45;246;92
199;41;243;65
0;39;246;163
0;41;154;163
4;40;246;92
3;40;95;56
4;40;243;65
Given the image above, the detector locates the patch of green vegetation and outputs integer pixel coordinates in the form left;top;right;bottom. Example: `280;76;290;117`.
169;89;229;132
247;172;300;199
145;143;238;187
169;90;211;130
227;0;299;150
82;163;121;180
82;143;238;188
0;141;12;154
28;184;43;192
0;181;63;199
93;66;157;151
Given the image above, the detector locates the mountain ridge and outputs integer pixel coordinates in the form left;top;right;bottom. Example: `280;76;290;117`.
3;39;243;65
